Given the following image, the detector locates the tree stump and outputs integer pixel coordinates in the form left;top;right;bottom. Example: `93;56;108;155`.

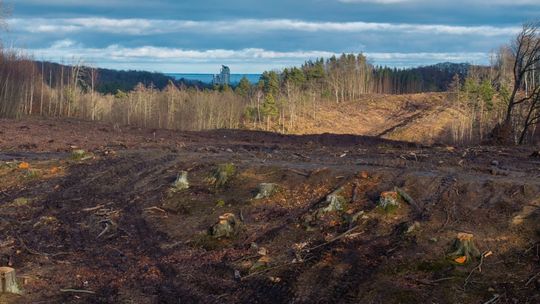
210;213;241;238
448;233;481;264
172;171;189;192
0;267;20;294
254;183;278;200
320;190;347;213
378;191;400;212
211;163;236;188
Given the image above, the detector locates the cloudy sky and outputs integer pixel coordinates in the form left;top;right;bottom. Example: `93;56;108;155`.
2;0;539;73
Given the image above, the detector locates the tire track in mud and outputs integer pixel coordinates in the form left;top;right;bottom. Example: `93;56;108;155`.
12;152;192;302
284;234;402;304
2;136;539;303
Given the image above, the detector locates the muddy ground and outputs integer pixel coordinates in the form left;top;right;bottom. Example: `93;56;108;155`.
0;118;539;303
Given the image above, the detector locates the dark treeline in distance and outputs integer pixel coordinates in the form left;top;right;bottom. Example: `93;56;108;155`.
35;61;210;95
37;57;472;98
281;56;473;102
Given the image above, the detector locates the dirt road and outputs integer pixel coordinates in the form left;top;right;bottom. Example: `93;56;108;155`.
0;118;539;303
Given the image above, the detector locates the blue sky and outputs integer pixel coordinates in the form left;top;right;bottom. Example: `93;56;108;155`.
3;0;539;73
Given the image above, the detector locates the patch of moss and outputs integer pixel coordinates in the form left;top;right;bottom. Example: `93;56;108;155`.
33;216;58;228
23;169;40;179
249;261;269;272
0;162;17;169
376;203;399;214
11;197;32;207
378;191;401;213
71;149;86;160
216;200;226;207
71;149;94;161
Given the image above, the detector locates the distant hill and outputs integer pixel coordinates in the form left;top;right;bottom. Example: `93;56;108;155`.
34;60;478;95
371;62;471;94
34;61;211;94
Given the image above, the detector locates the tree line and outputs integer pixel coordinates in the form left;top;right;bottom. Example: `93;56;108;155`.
0;18;539;145
35;61;209;94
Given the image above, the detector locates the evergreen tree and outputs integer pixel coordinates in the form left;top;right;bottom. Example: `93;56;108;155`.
286;67;306;88
235;77;251;97
260;71;280;96
478;79;495;110
261;93;278;130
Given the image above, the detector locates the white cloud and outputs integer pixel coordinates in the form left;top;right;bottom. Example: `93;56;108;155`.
8;17;521;37
50;39;77;49
32;42;337;61
26;41;490;73
367;52;488;63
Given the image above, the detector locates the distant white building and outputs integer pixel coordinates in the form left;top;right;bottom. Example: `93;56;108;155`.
213;65;231;86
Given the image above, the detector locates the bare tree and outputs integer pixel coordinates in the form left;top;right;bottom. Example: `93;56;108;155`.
89;67;98;120
519;87;540;143
493;21;540;144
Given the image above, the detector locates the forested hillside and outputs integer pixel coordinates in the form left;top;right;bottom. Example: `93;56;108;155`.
35;61;209;94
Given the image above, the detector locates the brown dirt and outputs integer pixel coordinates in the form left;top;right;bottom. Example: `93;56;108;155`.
0;117;540;303
288;93;468;145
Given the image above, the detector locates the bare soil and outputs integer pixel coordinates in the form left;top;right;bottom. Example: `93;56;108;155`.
0;117;539;303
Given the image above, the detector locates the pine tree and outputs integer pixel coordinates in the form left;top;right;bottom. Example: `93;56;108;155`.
260;71;279;96
261;93;278;130
235;77;251;97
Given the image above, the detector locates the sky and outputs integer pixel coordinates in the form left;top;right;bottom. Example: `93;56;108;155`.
2;0;539;73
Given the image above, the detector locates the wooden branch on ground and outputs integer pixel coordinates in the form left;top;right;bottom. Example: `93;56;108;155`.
18;237;69;257
413;276;456;286
240;262;298;281
464;251;492;288
482;293;505;304
304;225;361;253
287;168;310;177
525;271;540;286
60;289;96;294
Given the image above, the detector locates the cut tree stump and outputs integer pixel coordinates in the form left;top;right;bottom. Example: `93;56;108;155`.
254;183;278;200
210;213;241;238
172;171;190;192
0;267;21;294
448;233;481;264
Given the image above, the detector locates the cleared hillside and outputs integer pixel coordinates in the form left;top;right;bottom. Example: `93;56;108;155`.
286;93;478;145
0;118;538;303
